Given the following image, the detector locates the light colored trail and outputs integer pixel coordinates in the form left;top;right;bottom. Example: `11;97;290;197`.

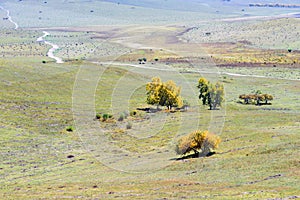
96;62;299;81
0;6;19;29
37;31;64;64
94;62;177;72
219;12;300;22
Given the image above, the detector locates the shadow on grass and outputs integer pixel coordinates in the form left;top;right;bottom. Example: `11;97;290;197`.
137;107;161;113
170;152;216;161
236;101;273;106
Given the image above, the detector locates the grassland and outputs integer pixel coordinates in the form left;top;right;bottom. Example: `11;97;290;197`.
0;1;300;199
1;56;299;199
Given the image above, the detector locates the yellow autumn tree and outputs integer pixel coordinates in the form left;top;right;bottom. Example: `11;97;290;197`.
175;130;221;156
146;77;161;106
146;77;183;110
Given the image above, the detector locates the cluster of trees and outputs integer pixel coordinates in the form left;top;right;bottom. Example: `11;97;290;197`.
175;130;221;156
239;91;273;105
197;77;224;110
145;77;224;158
146;77;183;110
146;77;225;110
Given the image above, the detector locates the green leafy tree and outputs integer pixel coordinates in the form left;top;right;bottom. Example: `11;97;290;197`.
146;77;183;110
198;77;209;105
208;82;224;110
198;77;224;110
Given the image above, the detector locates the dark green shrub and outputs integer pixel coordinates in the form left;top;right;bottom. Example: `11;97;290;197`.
96;113;101;119
66;126;74;132
102;113;113;121
102;114;109;121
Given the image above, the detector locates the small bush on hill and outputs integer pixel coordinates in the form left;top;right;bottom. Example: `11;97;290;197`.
102;113;113;121
126;122;132;129
96;113;101;119
175;130;221;157
66;126;74;132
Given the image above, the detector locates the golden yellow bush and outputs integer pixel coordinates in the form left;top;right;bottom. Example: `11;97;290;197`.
175;130;221;156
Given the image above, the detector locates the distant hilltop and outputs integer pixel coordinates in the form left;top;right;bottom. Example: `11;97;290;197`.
249;3;300;8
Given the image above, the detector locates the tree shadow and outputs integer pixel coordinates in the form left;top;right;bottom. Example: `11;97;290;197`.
137;107;161;113
170;152;216;161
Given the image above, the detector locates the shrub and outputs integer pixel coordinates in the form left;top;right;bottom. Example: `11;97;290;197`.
102;113;113;121
130;110;137;116
175;130;221;156
126;122;132;129
96;113;101;119
118;112;128;121
66;126;74;132
118;113;125;121
102;114;109;121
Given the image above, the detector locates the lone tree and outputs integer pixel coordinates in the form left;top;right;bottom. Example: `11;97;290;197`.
146;77;183;110
175;130;221;157
197;77;224;110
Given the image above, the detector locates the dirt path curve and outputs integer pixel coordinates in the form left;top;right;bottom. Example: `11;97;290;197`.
0;6;19;29
0;6;63;64
37;31;64;64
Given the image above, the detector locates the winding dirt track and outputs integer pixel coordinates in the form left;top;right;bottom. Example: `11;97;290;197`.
0;5;19;29
37;31;64;64
0;5;64;64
